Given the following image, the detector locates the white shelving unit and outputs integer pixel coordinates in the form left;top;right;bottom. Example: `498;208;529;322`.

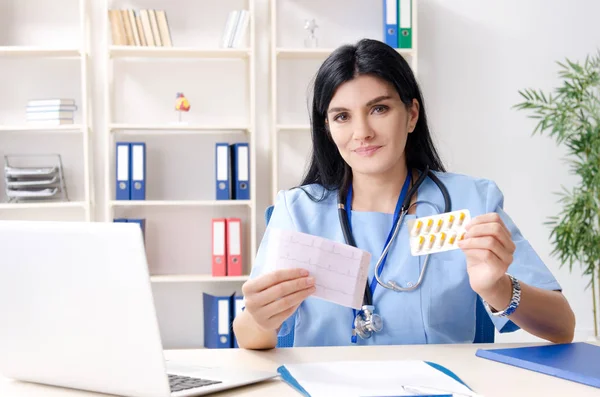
0;0;94;222
103;1;257;284
269;0;418;199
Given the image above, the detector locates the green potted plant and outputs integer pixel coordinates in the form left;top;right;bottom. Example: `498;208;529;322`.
514;52;600;341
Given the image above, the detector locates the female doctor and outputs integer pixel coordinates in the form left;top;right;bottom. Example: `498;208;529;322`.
233;38;575;350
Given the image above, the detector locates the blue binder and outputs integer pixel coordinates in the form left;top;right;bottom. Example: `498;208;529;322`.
203;292;234;348
215;143;230;200
476;342;600;388
130;142;146;200
113;218;128;223
383;0;398;47
115;142;131;200
230;143;250;200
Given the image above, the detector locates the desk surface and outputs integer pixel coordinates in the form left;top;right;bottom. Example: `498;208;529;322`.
1;342;599;396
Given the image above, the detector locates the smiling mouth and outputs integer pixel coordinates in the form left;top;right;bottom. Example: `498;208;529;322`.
353;146;382;156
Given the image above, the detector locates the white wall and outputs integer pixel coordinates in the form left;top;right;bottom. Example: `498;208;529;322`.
2;0;597;347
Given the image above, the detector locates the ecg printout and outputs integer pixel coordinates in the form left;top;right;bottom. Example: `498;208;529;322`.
265;228;371;310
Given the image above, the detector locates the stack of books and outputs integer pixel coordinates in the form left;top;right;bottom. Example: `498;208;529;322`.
109;9;172;47
26;99;77;125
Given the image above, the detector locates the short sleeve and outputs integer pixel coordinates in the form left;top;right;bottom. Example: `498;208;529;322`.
482;180;562;333
248;190;298;337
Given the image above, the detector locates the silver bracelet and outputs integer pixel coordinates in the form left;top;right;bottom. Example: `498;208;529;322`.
483;274;521;317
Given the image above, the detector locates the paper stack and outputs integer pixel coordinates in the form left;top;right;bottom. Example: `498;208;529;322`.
26;99;77;125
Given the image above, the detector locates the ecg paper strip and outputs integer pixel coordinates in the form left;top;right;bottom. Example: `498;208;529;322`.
265;228;371;310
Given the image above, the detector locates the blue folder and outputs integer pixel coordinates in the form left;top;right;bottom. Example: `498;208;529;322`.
476;342;600;388
115;142;131;200
203;292;235;349
277;361;470;397
230;143;250;200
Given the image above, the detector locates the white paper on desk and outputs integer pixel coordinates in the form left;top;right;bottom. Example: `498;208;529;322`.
280;360;479;397
265;228;371;310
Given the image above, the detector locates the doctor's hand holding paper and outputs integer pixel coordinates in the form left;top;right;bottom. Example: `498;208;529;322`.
235;269;315;349
233;38;575;350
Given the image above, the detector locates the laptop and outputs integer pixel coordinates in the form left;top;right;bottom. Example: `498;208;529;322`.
0;220;277;396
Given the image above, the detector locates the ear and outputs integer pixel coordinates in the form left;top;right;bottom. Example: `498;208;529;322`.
407;98;420;133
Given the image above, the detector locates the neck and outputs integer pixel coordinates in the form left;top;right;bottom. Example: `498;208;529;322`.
350;161;409;214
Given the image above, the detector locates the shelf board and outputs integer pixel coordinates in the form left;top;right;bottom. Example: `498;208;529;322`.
0;47;81;58
110;124;249;134
109;46;250;59
0;124;85;133
150;274;249;283
277;124;310;130
110;200;251;207
276;47;414;59
0;201;87;210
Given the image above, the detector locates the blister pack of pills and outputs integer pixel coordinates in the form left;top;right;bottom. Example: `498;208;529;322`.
407;210;471;256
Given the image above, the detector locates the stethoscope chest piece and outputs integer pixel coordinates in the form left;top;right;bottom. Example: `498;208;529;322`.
353;305;383;340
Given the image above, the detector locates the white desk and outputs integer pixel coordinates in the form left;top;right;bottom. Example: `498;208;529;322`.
1;342;598;396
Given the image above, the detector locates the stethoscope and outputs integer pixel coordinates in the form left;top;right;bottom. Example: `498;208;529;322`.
337;165;451;342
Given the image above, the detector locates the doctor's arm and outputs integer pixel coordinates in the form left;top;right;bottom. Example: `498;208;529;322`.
233;268;315;350
458;213;576;344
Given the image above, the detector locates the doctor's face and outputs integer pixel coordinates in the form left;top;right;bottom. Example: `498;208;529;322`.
326;74;419;177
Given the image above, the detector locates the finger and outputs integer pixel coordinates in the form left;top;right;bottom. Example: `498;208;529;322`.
267;303;301;331
464;223;515;252
466;213;505;230
257;285;316;320
458;236;513;265
253;275;315;307
461;248;504;269
243;268;309;294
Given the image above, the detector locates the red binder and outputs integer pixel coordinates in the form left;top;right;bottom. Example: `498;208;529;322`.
226;218;243;276
211;218;227;276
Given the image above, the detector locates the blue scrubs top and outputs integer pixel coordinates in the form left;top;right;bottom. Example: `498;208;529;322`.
248;171;562;346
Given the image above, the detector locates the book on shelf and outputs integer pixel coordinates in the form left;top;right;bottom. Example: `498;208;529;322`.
109;9;172;47
221;9;250;49
26;98;77;125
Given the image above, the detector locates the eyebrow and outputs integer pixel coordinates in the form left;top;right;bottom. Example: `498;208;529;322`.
327;95;393;114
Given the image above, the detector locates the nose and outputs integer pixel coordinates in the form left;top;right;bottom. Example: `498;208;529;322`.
352;114;374;141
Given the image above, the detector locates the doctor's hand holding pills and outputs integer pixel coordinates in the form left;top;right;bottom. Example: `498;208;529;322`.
459;213;517;296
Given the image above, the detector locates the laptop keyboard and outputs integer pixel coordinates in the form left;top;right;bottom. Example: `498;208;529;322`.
168;374;222;393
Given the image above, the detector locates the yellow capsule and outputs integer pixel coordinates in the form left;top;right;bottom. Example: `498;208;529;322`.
412;220;423;236
428;234;436;249
447;214;455;228
448;233;457;245
417;235;425;251
426;218;434;232
435;218;444;232
458;212;466;226
458;231;466;241
438;232;447;247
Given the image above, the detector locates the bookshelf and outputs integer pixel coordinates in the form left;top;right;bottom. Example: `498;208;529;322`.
103;1;257;287
0;0;94;222
269;0;418;199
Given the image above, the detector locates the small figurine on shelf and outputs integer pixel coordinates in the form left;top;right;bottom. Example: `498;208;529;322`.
174;92;190;124
304;19;319;48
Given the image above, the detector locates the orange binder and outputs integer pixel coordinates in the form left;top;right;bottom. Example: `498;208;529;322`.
211;218;227;277
226;218;243;276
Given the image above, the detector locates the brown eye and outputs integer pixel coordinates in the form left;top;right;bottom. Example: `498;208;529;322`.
334;113;349;122
372;105;388;114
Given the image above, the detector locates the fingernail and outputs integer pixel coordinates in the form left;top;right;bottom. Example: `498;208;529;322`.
300;269;309;276
306;277;315;286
